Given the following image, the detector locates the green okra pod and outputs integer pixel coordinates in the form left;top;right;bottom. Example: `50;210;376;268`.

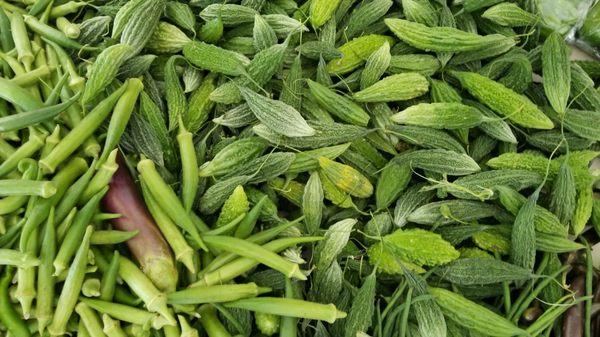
203;235;307;280
167;283;271;305
224;297;347;324
141;182;196;273
0;179;56;198
48;225;94;336
0;92;80;133
137;158;206;251
82;298;160;330
0;266;30;337
99;78;143;164
99;251;120;302
177;119;199;212
117;256;176;325
36;208;56;335
75;302;109;337
39;81;129;174
54;188;107;276
90;230;139;245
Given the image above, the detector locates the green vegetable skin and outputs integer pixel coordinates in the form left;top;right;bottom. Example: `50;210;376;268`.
0;0;598;336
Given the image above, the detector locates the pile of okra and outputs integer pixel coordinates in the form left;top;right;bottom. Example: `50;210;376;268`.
1;0;600;336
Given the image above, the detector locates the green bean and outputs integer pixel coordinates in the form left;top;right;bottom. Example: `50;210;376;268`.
81;298;159;330
193;236;321;287
141;182;196;273
118;256;176;325
234;195;267;238
10;12;33;70
177;120;198;212
53;188;106;276
279;278;298;337
75;302;108;337
28;0;52;16
176;315;198;337
82;278;102;297
137;159;206;251
0;8;14;52
99;79;143;164
90;230;139;245
0;92;80;133
526;296;589;336
36;207;55;335
199;305;232;337
23;14;95;51
39;80;129;174
0;266;30;337
0;249;39;267
55;17;80;39
0;127;46;178
81;149;118;203
204;213;246;236
56;207;76;242
99;251;119;302
102;314;128;337
0;77;43;111
55;160;96;224
49;1;87;18
168;283;270;305
48;225;94;336
203;235;306;280
224;297;347;324
203;216;304;273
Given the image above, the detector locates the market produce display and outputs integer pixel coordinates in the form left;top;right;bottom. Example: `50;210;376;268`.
0;0;600;336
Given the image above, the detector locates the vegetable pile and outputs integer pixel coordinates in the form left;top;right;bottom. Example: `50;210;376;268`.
0;0;600;336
